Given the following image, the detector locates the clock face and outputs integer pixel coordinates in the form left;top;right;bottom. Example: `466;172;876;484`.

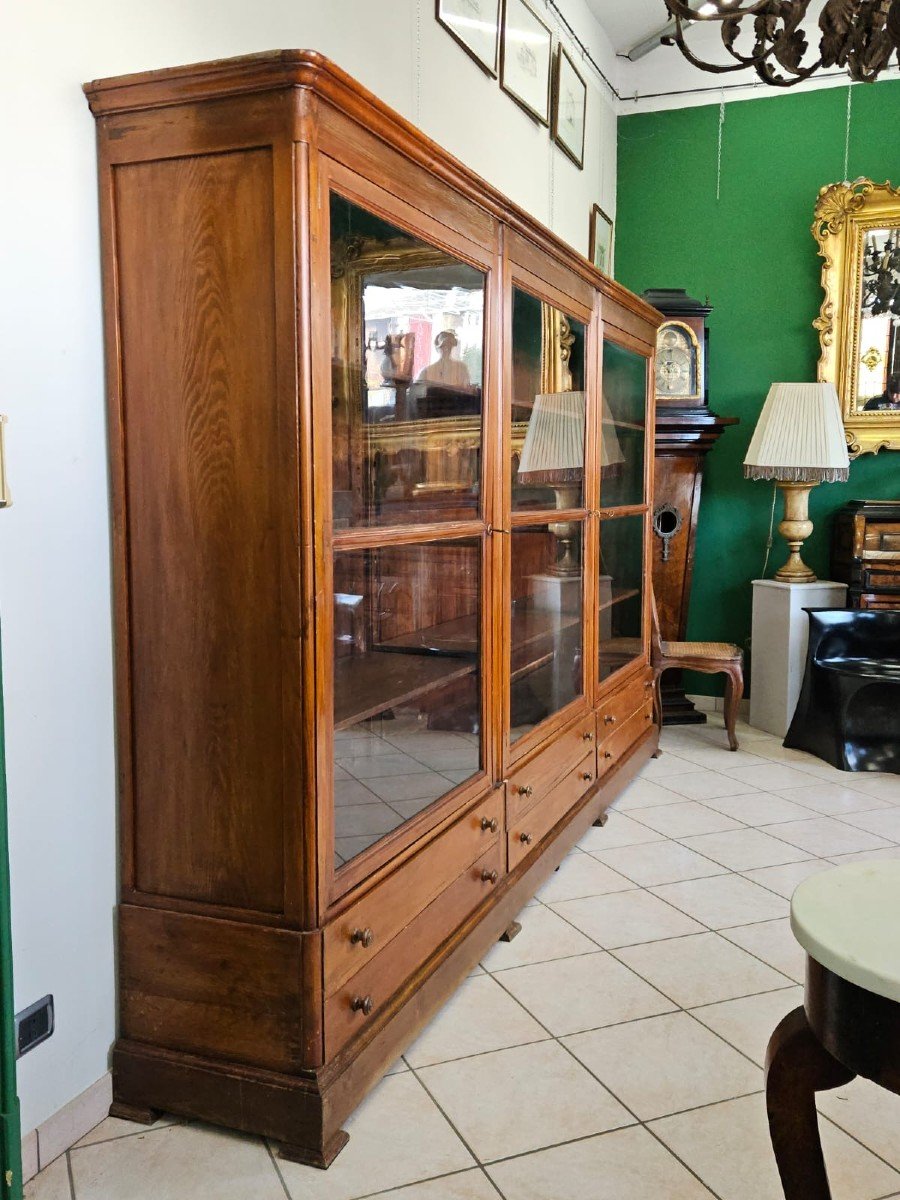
655;323;700;399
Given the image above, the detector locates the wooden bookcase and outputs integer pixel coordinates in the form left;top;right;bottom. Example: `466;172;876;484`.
84;50;662;1168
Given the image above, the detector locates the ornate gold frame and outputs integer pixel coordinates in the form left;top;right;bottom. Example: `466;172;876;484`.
813;177;900;457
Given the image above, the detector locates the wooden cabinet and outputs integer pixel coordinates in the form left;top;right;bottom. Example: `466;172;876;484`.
832;500;900;609
84;50;661;1169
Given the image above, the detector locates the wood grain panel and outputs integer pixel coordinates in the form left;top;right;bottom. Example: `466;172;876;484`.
115;149;288;912
118;906;308;1073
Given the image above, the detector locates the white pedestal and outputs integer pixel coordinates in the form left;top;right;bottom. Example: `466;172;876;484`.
530;573;581;615
749;579;848;737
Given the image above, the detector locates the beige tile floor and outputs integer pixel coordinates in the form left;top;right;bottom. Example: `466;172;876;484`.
27;717;900;1200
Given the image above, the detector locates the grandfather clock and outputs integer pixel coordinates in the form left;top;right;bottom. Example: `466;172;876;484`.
643;289;738;725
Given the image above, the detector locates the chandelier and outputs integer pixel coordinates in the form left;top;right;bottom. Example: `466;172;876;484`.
662;1;900;86
863;231;900;318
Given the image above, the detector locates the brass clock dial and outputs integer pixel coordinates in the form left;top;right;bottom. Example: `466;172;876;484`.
654;322;700;400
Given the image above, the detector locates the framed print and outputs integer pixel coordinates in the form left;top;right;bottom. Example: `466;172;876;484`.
552;45;586;168
436;0;501;77
589;204;613;275
500;0;553;125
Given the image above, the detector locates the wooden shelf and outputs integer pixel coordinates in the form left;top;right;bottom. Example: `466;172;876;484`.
599;587;640;612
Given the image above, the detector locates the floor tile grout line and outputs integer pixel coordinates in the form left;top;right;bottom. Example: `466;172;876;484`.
405;1061;493;1175
65;1149;76;1200
66;1117;183;1153
264;1138;293;1200
816;1112;900;1182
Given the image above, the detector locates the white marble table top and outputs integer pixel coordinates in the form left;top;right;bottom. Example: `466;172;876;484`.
791;861;900;1004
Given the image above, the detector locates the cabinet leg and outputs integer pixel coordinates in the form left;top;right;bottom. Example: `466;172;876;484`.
108;1102;161;1126
765;1006;854;1200
592;811;609;828
500;921;522;943
279;1129;350;1170
651;748;663;759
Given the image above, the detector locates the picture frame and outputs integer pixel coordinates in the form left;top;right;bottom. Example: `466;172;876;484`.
552;45;586;169
500;0;553;126
589;204;614;275
813;177;900;456
435;0;502;77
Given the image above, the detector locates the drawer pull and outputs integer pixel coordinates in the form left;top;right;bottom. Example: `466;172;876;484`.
604;750;613;760
349;927;374;949
481;868;499;884
582;731;594;742
582;772;593;782
519;832;533;846
603;714;617;725
516;784;534;797
644;680;653;689
481;816;499;833
350;995;374;1016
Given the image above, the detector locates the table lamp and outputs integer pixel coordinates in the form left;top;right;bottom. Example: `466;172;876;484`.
518;390;585;576
743;382;850;583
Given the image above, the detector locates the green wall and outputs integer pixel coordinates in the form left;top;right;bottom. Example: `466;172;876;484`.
616;81;900;692
619;82;900;696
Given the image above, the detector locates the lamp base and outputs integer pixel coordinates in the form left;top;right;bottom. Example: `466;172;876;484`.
773;482;817;584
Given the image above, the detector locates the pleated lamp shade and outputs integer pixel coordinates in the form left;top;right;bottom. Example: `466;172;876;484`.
600;418;625;472
518;391;585;484
743;382;850;483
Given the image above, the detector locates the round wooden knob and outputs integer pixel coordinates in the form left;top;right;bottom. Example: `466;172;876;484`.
350;927;374;948
517;784;534;797
582;772;593;782
481;868;499;884
604;750;613;759
481;816;499;833
582;731;594;742
604;714;617;725
350;995;374;1016
644;680;653;689
519;832;533;845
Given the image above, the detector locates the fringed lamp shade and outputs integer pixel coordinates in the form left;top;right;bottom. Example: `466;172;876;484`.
743;382;850;584
600;417;625;473
518;391;585;484
743;383;850;483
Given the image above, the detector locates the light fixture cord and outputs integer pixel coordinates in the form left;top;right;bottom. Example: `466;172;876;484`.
761;482;778;578
716;93;726;201
843;84;853;181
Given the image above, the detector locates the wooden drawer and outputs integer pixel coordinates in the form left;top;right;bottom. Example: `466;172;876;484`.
507;750;596;872
325;789;503;996
507;712;596;823
597;674;653;743
325;840;504;1058
598;699;654;778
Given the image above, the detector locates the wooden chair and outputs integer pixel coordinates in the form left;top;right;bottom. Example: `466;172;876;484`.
766;861;900;1199
650;588;744;751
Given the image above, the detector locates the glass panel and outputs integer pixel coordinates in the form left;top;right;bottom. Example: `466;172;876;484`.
599;514;645;682
333;539;481;866
510;523;584;743
330;194;486;528
511;288;586;513
601;340;647;509
858;227;900;409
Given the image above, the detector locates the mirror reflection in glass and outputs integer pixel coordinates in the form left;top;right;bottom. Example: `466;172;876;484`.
598;514;644;681
333;539;482;866
601;341;646;509
331;194;486;527
858;227;900;411
511;288;586;513
510;524;584;742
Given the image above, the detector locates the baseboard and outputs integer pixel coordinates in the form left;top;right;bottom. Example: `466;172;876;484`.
22;1071;112;1181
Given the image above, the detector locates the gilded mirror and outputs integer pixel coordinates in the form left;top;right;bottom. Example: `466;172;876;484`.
813;178;900;456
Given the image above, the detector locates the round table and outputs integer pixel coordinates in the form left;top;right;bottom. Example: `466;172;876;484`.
765;861;900;1199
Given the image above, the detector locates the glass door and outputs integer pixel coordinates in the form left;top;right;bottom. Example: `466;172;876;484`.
323;184;495;889
598;336;650;682
506;282;594;755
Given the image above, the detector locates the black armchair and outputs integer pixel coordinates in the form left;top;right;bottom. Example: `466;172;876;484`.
784;608;900;774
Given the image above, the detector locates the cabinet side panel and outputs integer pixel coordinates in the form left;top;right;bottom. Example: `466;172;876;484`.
119;906;307;1072
115;149;285;912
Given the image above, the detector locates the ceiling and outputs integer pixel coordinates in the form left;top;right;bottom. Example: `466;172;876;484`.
584;0;673;55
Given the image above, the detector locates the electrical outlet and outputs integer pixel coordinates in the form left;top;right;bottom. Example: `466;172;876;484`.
15;994;53;1058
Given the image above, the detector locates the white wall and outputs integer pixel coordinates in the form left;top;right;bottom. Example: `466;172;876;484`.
0;0;617;1136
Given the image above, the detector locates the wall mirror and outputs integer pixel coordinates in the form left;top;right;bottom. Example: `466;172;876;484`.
813;177;900;456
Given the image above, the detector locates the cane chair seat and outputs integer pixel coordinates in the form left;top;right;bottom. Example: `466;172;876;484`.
662;640;742;662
